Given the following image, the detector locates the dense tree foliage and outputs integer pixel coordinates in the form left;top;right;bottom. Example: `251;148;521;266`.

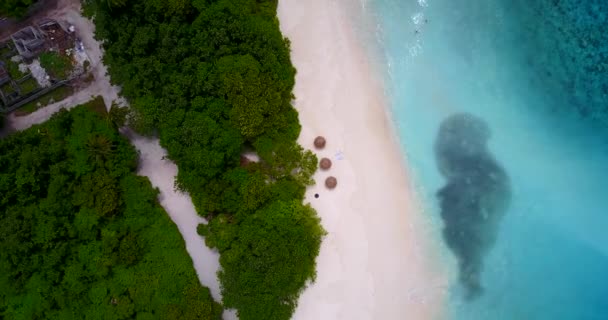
86;0;325;319
0;0;35;18
199;201;324;320
0;103;222;319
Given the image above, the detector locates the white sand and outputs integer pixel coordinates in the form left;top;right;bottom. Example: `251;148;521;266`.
278;0;449;319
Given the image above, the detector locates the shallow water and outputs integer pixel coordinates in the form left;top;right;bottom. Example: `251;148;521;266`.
366;0;608;318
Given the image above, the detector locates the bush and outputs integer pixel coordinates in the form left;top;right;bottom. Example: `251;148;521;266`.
39;51;72;79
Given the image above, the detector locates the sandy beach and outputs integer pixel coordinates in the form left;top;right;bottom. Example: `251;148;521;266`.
278;0;448;319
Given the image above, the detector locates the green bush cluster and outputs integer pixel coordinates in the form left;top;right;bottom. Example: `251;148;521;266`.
39;52;73;80
87;0;325;319
0;104;222;319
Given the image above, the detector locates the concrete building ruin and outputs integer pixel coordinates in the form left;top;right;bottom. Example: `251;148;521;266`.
0;19;75;112
38;19;72;52
0;61;9;85
10;19;72;61
11;26;45;60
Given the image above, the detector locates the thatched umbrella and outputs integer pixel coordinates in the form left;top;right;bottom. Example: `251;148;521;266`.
314;136;326;149
325;176;337;189
319;157;332;170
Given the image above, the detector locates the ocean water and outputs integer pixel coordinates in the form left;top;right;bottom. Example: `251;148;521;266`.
365;0;608;319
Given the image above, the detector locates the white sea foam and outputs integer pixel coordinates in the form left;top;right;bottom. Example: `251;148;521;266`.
412;12;425;25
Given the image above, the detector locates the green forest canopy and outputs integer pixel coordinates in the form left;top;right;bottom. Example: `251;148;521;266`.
0;102;222;320
86;0;325;319
0;0;36;18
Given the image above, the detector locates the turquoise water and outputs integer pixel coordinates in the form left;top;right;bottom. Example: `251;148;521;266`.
367;0;608;319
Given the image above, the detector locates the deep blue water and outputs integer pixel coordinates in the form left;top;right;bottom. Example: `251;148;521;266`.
367;0;608;319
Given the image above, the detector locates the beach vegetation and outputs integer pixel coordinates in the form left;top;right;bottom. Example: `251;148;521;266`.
0;104;222;319
85;0;325;319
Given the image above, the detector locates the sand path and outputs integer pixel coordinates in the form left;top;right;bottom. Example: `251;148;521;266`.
278;0;448;319
123;130;237;320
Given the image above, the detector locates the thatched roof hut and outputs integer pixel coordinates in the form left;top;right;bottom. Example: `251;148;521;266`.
325;176;337;189
319;157;332;170
314;136;326;149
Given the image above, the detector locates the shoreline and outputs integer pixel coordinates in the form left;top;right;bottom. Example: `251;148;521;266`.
278;0;448;319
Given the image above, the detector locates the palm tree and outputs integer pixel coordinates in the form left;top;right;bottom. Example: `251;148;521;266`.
86;134;114;164
106;0;127;10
